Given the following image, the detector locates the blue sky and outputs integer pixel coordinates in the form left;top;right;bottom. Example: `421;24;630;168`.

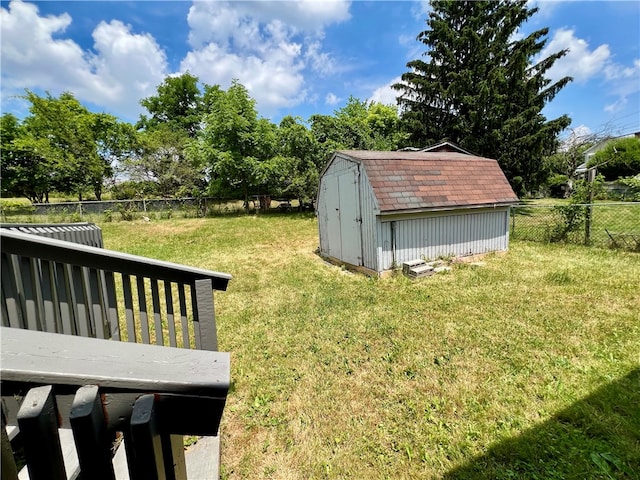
2;0;639;142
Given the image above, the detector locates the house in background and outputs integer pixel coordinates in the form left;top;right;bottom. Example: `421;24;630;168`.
316;150;519;275
398;140;475;156
574;131;640;177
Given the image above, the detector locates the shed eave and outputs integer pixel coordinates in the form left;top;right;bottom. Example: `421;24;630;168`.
378;201;517;217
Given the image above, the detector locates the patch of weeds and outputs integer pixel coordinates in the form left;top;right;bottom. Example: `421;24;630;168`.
70;209;82;223
117;203;137;221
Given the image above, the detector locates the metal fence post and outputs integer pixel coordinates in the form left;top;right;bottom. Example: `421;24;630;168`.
511;207;516;235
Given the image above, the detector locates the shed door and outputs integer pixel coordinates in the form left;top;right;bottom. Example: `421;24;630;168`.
337;169;362;266
324;175;342;259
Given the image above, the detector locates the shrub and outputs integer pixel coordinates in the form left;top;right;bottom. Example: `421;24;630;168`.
111;181;158;200
547;177;602;243
117;202;137;221
0;200;35;218
588;137;640;180
547;174;570;198
617;176;640;201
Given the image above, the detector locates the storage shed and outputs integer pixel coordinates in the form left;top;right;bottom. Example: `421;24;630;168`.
317;150;519;275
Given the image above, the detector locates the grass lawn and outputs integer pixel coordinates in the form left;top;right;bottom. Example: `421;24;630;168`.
99;215;639;479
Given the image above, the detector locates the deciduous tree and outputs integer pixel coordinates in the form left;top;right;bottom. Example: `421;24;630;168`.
137;72;203;138
5;91;130;201
189;80;278;208
310;97;405;167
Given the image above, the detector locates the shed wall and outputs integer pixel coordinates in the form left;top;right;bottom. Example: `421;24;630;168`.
357;167;379;271
377;208;510;271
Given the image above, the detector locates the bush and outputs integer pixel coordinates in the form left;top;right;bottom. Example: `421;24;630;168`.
547;177;602;243
547;174;570;198
549;204;586;242
588;137;640;181
0;200;35;218
617;176;640;201
117;202;137;221
110;181;158;200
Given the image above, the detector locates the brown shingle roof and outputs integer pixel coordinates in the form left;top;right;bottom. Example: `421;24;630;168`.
335;150;519;213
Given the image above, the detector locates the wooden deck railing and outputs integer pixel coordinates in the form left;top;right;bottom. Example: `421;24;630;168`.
0;228;231;350
0;226;233;479
1;328;230;480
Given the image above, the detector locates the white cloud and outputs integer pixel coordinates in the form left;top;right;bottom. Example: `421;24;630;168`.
603;58;640;99
180;42;306;112
539;28;610;83
0;0;168;120
187;0;350;48
368;77;401;106
183;0;351;115
90;21;168;108
410;1;431;21
527;0;562;20
604;98;627;114
325;92;340;105
305;41;338;76
560;124;593;149
538;28;639;116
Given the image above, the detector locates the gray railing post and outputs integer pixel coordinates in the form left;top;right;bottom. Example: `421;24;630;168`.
130;394;166;480
192;278;218;351
69;385;116;480
17;385;67;480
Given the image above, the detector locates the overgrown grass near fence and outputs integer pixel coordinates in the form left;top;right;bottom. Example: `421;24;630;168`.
511;202;640;250
98;215;640;479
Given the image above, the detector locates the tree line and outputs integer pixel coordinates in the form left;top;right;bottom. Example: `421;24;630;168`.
8;1;631;206
1;79;403;206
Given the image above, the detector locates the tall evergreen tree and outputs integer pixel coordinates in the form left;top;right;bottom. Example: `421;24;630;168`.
394;0;572;194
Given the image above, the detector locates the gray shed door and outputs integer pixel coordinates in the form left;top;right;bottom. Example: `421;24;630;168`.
337;170;361;266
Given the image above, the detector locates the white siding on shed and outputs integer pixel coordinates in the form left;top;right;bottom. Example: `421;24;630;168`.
357;167;380;271
377;208;510;270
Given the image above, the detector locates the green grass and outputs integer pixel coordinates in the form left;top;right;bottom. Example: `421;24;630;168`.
98;216;640;478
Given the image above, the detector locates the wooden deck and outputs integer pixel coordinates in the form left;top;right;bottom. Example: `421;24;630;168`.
1;225;232;479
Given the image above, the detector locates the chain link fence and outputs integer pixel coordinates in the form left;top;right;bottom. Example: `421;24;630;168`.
511;202;640;251
0;197;308;223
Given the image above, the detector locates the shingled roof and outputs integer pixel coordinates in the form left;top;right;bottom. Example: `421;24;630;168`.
334;150;519;213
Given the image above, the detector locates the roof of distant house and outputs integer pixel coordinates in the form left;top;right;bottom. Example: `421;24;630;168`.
397;140;476;156
333;150;519;214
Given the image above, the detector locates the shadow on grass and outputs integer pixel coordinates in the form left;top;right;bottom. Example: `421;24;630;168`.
444;369;640;479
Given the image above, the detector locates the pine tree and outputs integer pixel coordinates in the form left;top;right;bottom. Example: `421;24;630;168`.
394;0;572;194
